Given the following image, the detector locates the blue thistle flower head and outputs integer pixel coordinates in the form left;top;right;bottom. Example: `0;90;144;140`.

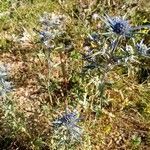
103;14;131;36
102;13;150;37
53;111;80;126
39;12;66;29
34;12;67;49
53;110;83;140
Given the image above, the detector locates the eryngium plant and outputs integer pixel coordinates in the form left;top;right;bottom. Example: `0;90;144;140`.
0;64;28;141
34;12;73;105
82;13;150;109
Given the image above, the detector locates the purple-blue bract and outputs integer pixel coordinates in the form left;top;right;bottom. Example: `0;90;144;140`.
53;110;82;140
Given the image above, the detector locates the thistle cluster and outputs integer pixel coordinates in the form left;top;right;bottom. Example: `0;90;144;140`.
80;14;150;112
82;13;150;72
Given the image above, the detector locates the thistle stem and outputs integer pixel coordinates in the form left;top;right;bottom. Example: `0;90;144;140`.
111;35;121;55
59;51;68;108
45;49;53;104
98;63;110;110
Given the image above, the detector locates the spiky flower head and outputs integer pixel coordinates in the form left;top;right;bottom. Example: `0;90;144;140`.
53;110;83;141
136;40;150;57
34;12;67;49
102;13;150;37
103;14;131;36
39;12;66;29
